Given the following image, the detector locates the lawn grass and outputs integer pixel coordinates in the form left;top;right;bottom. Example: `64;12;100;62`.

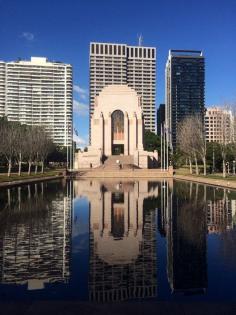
176;168;236;181
0;169;64;183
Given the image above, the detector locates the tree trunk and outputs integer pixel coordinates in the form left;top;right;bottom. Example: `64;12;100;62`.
194;154;199;175
189;158;193;174
202;156;207;176
8;159;12;177
223;159;226;178
41;161;44;173
35;163;38;174
18;160;22;176
28;161;32;175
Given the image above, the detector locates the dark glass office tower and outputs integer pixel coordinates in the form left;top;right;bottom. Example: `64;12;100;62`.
165;50;205;150
157;103;165;136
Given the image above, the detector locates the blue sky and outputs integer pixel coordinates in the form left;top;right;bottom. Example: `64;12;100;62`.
1;0;236;147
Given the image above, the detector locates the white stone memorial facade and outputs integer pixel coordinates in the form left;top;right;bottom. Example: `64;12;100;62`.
74;85;158;169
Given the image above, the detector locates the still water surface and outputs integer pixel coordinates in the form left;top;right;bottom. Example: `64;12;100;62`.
0;179;236;302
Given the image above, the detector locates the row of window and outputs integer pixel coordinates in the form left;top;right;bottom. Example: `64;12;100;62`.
91;43;155;59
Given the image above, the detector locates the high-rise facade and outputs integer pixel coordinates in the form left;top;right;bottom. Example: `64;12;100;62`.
89;42;156;134
156;103;165;136
165;50;205;150
205;107;234;143
0;57;73;146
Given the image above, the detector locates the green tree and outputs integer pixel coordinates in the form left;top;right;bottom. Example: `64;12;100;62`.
143;130;161;152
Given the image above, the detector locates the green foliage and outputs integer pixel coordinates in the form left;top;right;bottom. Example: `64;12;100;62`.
206;142;235;172
171;149;186;168
47;146;67;162
143;130;161;152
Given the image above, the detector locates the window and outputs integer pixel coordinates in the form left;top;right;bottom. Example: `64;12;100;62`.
112;110;124;140
139;48;142;58
131;48;134;57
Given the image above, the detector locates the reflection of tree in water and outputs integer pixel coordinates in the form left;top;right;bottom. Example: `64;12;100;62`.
167;181;207;294
0;180;71;290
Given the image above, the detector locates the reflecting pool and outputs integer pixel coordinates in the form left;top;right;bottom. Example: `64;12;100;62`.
0;179;236;302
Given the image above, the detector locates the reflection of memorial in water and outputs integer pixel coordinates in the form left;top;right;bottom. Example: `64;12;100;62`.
166;182;207;295
0;181;72;290
76;180;159;302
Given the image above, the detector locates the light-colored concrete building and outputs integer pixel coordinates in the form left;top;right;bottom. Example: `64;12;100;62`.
75;85;158;169
205;107;234;143
0;57;73;146
90;42;156;134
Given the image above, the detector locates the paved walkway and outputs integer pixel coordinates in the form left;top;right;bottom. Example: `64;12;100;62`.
175;174;236;190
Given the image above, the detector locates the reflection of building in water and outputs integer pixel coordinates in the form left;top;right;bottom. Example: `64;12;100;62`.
157;179;173;237
0;181;72;290
75;180;159;302
167;182;207;294
207;191;236;234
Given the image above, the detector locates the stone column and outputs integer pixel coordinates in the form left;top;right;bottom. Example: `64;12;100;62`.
124;112;129;155
100;112;104;154
105;112;112;156
137;115;144;151
130;112;137;154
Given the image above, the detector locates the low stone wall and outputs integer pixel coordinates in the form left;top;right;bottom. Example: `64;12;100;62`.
76;168;173;179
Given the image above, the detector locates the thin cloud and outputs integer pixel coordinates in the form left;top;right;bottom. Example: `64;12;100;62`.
21;32;35;41
74;84;88;100
73;99;88;116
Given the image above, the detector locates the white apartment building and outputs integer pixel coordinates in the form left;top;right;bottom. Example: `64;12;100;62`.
89;42;156;134
205;107;234;143
0;57;72;146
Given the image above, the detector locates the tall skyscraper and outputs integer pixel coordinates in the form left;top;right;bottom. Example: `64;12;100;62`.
156;103;165;136
0;57;73;146
205;107;234;143
89;42;156;134
0;61;6;116
165;50;205;150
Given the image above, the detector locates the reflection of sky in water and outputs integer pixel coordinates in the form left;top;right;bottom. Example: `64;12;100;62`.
0;179;236;302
